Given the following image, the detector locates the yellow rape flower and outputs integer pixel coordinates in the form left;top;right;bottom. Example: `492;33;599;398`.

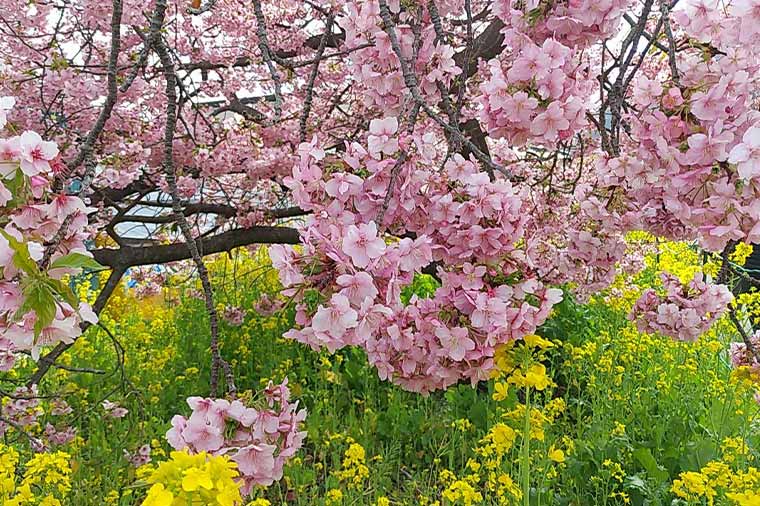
442;479;483;506
508;364;552;391
727;491;760;505
143;483;174;506
548;447;566;463
325;488;343;506
142;450;242;506
492;382;508;401
523;334;554;350
39;497;62;506
182;467;214;492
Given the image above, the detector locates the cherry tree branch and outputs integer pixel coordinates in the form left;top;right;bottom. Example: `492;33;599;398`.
727;305;760;363
154;35;235;396
299;13;335;143
377;0;511;179
91;226;301;269
61;0;123;176
252;0;283;122
659;0;680;85
376;151;408;227
120;0;168;92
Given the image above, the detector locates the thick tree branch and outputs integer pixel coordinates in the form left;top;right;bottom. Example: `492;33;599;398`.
120;0;168;92
453;18;505;81
91;226;301;269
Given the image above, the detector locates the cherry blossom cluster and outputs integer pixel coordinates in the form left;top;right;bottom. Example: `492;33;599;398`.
124;444;152;468
126;266;169;298
493;0;631;47
597;1;760;251
0;385;76;451
0;98;98;367
165;379;307;495
629;272;733;342
729;329;760;376
222;305;246;326
478;0;630;146
518;184;628;301
338;2;462;112
252;294;283;317
271;121;563;393
478;36;590;146
102;399;129;418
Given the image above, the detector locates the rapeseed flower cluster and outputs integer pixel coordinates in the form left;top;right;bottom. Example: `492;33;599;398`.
671;457;760;506
333;441;370;489
0;443;19;498
0;445;72;506
441;478;483;506
461;329;570;505
325;488;343;505
141;450;243;506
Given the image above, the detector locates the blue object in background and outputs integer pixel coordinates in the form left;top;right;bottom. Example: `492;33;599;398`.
67;179;82;194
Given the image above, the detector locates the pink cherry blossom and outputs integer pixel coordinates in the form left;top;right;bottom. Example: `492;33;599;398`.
342;221;386;268
166;380;306;491
435;326;475;361
312;294;359;337
629;272;733;341
728;125;760;181
367;117;399;158
181;417;225;452
18;131;58;176
531;102;570;142
102;400;129;419
336;272;379;305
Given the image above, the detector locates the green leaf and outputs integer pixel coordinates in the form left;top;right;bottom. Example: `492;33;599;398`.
2;169;25;209
14;280;58;339
633;448;669;483
680;439;718;471
0;229;39;275
49;252;103;272
45;277;78;307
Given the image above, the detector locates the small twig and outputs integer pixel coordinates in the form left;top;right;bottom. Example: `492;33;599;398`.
97;321;132;385
17;352;106;375
622;13;670;54
717;241;737;285
659;0;680;85
728;306;760;363
376;151;408;227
